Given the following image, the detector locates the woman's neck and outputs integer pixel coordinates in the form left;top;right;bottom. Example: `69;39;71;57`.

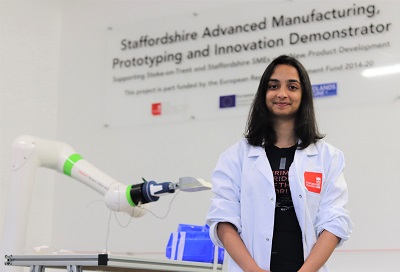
273;119;297;148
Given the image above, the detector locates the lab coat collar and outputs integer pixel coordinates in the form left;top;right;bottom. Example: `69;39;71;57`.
248;144;265;157
248;144;273;186
302;142;318;156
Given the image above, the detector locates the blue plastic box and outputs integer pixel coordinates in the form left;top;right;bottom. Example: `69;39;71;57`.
165;224;224;264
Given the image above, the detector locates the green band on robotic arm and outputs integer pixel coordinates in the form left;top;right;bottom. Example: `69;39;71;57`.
126;185;136;206
63;154;83;176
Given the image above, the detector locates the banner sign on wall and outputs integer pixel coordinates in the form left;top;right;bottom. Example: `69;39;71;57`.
104;1;399;127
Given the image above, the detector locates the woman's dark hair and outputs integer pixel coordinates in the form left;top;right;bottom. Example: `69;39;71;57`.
244;55;324;149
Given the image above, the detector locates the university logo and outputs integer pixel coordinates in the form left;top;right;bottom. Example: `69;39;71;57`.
304;171;323;194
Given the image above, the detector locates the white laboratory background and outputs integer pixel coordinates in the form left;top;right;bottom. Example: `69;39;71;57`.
1;0;399;271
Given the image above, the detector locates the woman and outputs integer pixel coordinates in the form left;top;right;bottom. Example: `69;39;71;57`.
206;55;353;272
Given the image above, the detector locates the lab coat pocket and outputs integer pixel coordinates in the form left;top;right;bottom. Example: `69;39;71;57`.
304;191;321;225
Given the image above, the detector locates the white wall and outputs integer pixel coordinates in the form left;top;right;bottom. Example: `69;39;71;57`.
0;0;62;252
1;0;399;271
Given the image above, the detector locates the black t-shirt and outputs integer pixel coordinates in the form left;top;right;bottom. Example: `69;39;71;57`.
265;144;304;272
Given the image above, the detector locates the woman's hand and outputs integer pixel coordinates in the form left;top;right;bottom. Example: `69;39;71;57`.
217;222;270;272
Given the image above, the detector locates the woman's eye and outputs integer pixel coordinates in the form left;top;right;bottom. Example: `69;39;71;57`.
268;84;277;89
288;85;298;90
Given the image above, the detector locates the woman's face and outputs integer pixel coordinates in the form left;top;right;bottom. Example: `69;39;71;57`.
265;64;302;120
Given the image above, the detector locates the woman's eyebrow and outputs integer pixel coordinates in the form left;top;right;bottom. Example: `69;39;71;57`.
269;78;300;83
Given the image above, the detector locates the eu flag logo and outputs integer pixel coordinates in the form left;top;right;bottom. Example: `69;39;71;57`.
219;95;236;108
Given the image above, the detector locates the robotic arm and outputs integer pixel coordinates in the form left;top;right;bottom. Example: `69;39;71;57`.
1;135;211;269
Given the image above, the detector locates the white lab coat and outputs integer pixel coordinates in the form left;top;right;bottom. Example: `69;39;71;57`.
206;139;353;272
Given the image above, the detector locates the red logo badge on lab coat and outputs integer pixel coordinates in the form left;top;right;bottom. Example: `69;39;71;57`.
304;172;323;194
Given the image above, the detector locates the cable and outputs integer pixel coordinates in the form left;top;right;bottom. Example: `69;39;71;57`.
105;211;112;253
104;190;180;251
141;190;180;219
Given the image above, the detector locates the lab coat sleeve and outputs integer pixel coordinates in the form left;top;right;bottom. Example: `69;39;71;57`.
315;148;353;246
206;143;243;248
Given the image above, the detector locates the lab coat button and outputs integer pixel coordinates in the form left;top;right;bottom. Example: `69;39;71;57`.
266;238;270;241
270;197;274;201
299;194;302;198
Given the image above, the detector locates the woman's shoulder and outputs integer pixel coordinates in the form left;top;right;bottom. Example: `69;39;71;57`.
313;139;344;158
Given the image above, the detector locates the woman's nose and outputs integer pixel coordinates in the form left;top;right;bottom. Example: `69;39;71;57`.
277;87;288;98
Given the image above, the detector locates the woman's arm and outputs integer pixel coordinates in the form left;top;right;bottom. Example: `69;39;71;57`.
298;230;340;272
217;222;269;272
